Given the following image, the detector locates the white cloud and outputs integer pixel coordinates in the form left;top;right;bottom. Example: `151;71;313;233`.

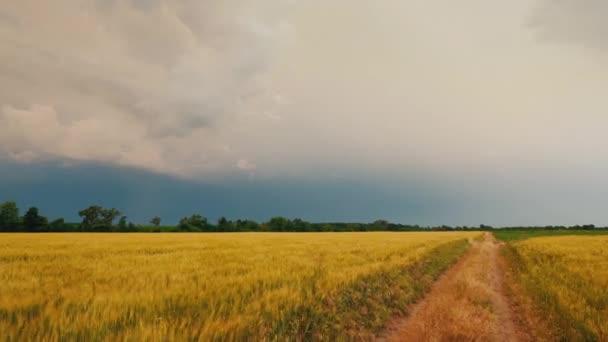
0;0;292;176
236;159;257;171
2;0;608;182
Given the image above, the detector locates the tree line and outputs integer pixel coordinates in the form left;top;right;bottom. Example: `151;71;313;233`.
0;200;604;233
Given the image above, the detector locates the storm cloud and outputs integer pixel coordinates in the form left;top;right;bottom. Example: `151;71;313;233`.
2;1;608;225
0;0;292;175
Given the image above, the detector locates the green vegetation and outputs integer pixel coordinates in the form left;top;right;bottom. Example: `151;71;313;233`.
3;200;608;234
494;228;608;242
150;216;161;226
0;201;20;230
0;201;491;233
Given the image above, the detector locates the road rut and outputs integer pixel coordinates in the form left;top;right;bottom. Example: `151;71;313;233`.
378;233;531;341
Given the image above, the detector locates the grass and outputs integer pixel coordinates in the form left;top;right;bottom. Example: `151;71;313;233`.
385;234;505;341
500;234;608;341
493;229;608;242
0;232;478;340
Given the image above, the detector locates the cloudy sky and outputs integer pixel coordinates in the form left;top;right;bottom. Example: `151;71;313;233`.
1;0;607;226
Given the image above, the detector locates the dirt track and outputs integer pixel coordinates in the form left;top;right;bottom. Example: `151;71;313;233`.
378;233;532;341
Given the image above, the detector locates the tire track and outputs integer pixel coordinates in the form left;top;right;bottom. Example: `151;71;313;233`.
378;233;530;341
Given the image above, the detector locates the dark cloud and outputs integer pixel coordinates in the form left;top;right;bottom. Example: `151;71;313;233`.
3;159;607;226
0;160;469;225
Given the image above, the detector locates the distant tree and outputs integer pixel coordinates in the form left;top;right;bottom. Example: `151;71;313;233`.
235;219;260;232
22;207;48;232
101;208;122;227
267;217;290;232
346;223;363;232
319;224;333;232
179;214;208;232
78;205;122;231
371;220;390;231
0;201;20;231
178;217;189;230
150;216;161;227
218;216;228;227
49;218;66;232
218;216;235;231
190;214;207;230
292;218;311;232
118;216;128;231
78;205;103;229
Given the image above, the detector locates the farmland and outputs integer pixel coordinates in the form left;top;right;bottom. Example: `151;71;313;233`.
3;230;608;341
0;232;477;340
502;234;608;341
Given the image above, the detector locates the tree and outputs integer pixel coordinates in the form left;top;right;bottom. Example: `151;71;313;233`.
218;216;228;226
78;205;122;231
22;207;48;232
49;218;66;232
101;208;122;227
179;214;208;232
217;216;234;231
78;205;103;229
0;201;20;231
150;216;161;227
117;216;128;231
371;220;390;231
235;219;260;232
267;217;290;231
292;218;312;232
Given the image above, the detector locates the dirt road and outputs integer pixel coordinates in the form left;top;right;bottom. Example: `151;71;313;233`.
378;233;532;341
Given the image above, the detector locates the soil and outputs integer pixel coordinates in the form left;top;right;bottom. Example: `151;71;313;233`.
377;233;533;342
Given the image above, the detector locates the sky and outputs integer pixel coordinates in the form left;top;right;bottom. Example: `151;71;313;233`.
1;0;608;226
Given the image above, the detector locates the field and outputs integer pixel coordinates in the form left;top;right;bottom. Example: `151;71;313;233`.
0;232;478;340
493;229;608;242
501;233;608;340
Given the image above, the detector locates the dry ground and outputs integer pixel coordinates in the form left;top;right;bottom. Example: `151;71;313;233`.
378;233;541;342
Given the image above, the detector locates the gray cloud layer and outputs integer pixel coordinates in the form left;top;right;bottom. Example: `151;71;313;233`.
2;0;608;184
531;0;608;51
0;0;291;175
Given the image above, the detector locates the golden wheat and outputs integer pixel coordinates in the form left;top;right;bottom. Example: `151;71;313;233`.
0;232;477;340
512;235;608;340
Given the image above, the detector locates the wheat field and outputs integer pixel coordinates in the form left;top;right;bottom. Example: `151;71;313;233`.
0;232;477;340
510;235;608;340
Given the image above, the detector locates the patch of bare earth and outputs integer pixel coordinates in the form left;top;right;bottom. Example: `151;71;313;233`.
378;233;534;342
